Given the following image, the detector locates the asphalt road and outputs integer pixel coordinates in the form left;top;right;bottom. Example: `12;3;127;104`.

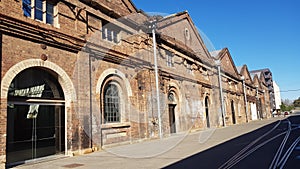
164;111;300;169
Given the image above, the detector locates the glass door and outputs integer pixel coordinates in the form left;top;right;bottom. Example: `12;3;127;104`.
6;67;66;166
6;103;65;165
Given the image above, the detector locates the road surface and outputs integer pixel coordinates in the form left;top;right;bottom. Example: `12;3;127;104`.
164;111;300;169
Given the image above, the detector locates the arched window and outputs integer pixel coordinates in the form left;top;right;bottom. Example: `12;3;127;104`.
104;83;120;123
168;92;175;102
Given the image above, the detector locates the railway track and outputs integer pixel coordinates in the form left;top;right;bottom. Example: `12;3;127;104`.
218;116;300;169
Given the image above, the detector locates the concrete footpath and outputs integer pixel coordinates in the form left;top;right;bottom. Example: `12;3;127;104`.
13;117;284;169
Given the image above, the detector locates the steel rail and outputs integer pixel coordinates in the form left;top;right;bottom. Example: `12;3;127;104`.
218;120;282;169
220;126;300;169
269;120;292;169
278;136;300;169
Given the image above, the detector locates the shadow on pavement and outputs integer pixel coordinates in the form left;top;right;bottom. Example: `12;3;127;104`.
163;115;300;169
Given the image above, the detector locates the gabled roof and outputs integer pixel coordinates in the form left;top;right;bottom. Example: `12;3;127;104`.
239;64;253;85
252;74;261;89
250;68;271;74
158;34;214;66
118;11;148;28
155;11;212;62
210;49;222;58
126;0;138;12
258;72;267;86
236;66;243;74
250;68;273;86
250;71;262;79
214;48;240;79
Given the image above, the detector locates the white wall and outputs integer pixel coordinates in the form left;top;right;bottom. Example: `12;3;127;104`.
273;81;281;110
251;103;258;120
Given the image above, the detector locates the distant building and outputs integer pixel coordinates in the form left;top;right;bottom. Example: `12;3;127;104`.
273;81;281;111
250;69;276;112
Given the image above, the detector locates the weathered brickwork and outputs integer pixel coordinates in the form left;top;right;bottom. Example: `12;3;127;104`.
0;0;272;167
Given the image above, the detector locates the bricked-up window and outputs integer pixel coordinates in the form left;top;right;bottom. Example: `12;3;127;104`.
87;13;101;34
104;83;120;123
186;62;192;74
22;0;57;25
238;103;241;116
166;51;174;67
224;98;228;116
202;67;209;80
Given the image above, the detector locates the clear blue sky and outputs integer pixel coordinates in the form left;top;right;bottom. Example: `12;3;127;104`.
131;0;300;101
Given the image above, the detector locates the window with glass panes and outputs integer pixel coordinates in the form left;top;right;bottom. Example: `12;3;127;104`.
34;0;43;21
166;51;174;67
102;28;120;43
22;0;55;25
22;0;32;17
104;83;120;123
101;20;120;43
46;1;54;24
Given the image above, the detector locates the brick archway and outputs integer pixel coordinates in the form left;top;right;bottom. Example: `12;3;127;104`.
96;68;132;96
1;59;76;105
0;59;76;158
167;82;182;133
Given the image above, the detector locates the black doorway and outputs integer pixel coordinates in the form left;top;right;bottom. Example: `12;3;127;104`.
231;100;236;124
169;104;176;134
205;96;210;128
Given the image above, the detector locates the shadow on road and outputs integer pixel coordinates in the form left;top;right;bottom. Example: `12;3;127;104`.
163;115;300;169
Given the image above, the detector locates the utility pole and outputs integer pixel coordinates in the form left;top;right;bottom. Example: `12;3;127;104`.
241;76;249;123
216;60;226;127
255;85;261;119
150;20;163;139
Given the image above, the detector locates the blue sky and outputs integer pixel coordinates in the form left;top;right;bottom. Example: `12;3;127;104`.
131;0;300;101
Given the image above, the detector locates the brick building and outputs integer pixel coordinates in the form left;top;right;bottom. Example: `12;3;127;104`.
0;0;272;167
237;65;271;120
250;68;276;113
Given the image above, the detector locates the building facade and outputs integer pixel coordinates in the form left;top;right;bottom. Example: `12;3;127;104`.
273;81;282;112
250;68;276;113
0;0;273;167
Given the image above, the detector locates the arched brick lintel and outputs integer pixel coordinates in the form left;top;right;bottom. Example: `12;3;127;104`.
95;68;133;97
1;59;77;106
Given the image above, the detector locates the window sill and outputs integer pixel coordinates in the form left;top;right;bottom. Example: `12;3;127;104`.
101;122;131;129
101;38;120;44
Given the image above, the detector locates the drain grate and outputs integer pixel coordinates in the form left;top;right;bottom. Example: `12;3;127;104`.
62;163;84;168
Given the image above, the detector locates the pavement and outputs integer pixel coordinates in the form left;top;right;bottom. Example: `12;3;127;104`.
12;117;285;169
